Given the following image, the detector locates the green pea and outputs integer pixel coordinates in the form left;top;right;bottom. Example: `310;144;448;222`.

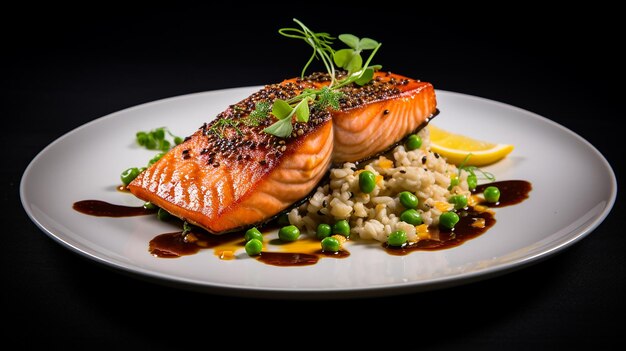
120;167;141;186
332;220;350;237
449;195;468;210
244;227;263;242
278;225;300;242
148;152;166;166
467;174;477;190
399;191;418;209
316;223;332;240
321;237;340;252
359;171;376;193
174;136;184;145
143;201;158;210
388;230;407;247
406;134;422;150
484;186;501;203
400;209;423;225
439;212;460;229
157;208;171;221
245;238;263;256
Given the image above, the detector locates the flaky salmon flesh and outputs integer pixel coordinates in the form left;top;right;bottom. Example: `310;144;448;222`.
129;72;437;234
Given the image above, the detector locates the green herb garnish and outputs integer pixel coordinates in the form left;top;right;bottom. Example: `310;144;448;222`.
314;87;343;110
182;221;192;235
209;118;243;138
242;101;271;127
458;154;496;181
262;19;382;138
279;21;337;85
136;127;183;151
263;115;294;138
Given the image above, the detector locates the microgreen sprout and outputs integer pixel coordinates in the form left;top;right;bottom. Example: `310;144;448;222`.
278;19;337;85
262;19;383;138
458;154;496;181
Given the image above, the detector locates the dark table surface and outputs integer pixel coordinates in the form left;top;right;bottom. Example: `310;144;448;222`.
3;7;623;349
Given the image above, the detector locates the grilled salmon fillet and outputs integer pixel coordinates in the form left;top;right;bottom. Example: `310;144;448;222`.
129;72;436;234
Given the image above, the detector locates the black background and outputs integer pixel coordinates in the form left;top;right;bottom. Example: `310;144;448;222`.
3;5;623;349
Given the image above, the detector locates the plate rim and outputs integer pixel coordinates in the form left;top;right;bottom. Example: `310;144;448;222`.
20;88;618;298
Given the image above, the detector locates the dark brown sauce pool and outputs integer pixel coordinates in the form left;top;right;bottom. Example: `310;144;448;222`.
149;231;244;258
384;208;495;255
73;200;156;217
475;180;532;207
257;252;319;266
384;180;532;255
149;229;350;266
73;179;531;264
257;249;350;267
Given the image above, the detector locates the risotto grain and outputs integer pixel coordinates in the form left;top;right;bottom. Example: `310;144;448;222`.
288;127;472;243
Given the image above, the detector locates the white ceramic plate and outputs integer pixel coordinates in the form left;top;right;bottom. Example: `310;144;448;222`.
20;88;616;298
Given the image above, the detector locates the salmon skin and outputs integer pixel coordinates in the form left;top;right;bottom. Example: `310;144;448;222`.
129;71;437;234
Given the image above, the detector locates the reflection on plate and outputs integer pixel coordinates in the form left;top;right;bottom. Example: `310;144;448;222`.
20;88;616;298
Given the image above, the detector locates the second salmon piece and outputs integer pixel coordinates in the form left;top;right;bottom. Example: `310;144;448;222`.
129;72;436;234
332;71;437;163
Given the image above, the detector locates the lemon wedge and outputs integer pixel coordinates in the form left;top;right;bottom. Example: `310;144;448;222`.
428;125;514;166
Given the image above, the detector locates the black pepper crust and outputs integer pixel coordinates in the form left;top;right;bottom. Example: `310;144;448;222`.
191;79;331;167
179;71;422;169
303;71;415;110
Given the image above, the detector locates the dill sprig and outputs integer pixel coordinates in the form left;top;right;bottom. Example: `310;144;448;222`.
313;87;343;110
242;101;271;127
209;118;243;138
